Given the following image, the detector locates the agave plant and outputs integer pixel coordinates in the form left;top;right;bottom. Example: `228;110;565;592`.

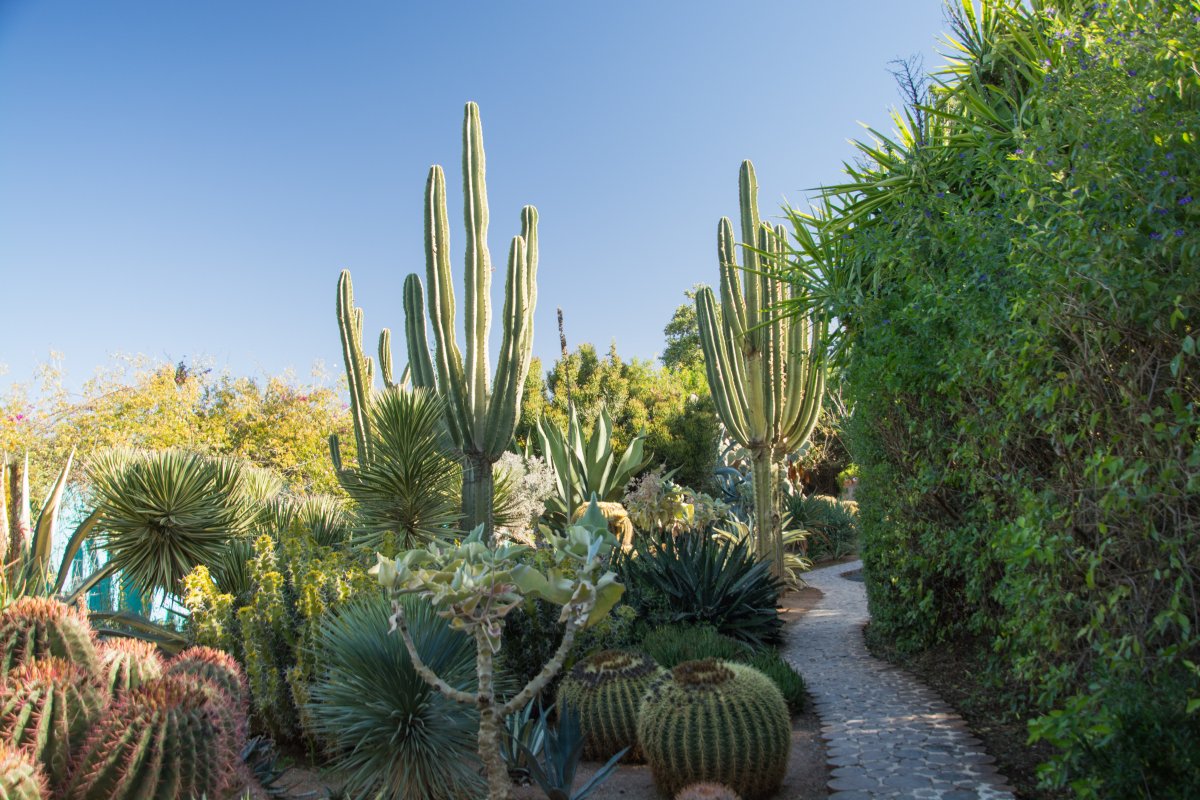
86;448;268;596
307;593;484;800
536;405;651;525
336;387;462;554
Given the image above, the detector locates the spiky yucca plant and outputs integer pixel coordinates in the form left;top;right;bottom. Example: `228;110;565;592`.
98;638;163;698
0;658;106;787
0;741;49;800
0;597;97;674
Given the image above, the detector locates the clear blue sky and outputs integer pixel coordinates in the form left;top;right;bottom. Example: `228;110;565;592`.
0;0;946;391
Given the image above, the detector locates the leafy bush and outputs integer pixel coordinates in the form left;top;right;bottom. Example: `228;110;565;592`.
786;494;858;562
307;594;484;800
639;624;750;669
620;533;782;648
743;649;806;714
784;1;1200;794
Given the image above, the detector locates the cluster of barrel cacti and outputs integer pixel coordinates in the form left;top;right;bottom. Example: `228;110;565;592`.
554;650;790;800
0;597;248;800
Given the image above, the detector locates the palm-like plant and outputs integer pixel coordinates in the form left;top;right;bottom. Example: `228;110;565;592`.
86;448;267;596
336;387;461;554
307;593;484;800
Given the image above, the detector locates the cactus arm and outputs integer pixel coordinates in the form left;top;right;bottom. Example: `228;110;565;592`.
462;102;492;446
717;218;747;340
696;288;752;445
424;165;471;450
403;275;438;392
337;271;373;465
483;235;528;456
738;161;763;333
378;328;396;389
327;434;343;473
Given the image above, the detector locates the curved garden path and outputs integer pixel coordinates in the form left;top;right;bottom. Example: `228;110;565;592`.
782;560;1018;800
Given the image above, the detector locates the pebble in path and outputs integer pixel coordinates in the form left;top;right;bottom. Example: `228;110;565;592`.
781;559;1019;800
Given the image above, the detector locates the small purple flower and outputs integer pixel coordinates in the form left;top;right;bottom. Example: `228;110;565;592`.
1150;232;1163;240
1014;148;1025;155
1128;69;1137;77
1175;229;1185;237
1160;170;1171;177
1048;159;1056;166
1180;196;1193;205
936;192;945;198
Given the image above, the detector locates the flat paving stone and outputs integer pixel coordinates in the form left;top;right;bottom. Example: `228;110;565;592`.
783;560;1017;799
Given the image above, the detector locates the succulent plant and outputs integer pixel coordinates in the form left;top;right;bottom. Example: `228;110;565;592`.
0;741;49;800
556;650;663;762
675;784;743;800
0;657;107;787
638;659;790;800
0;597;98;674
63;674;238;800
98;638;164;698
166;645;248;709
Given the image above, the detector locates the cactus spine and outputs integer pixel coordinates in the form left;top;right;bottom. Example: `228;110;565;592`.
403;102;539;539
675;784;744;800
638;659;791;800
98;639;163;698
556;650;664;762
0;598;98;675
0;658;106;787
695;161;826;576
166;646;249;711
0;742;49;800
63;674;235;800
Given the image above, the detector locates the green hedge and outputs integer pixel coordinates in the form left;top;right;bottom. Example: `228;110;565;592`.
797;2;1200;796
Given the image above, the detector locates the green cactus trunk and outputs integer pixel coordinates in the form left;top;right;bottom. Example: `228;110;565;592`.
695;161;826;578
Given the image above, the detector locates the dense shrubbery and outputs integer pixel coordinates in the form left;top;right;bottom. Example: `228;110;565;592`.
786;493;858;562
788;1;1199;795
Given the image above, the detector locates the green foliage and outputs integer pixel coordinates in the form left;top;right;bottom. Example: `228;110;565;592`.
742;649;806;715
0;658;106;787
556;650;664;762
661;287;705;372
307;594;485;800
520;704;627;800
62;674;239;800
623;467;729;537
620;533;783;648
336;387;461;554
0;742;48;800
785;493;859;562
0;597;97;674
784;1;1200;794
97;639;163;699
638;624;751;670
637;659;790;800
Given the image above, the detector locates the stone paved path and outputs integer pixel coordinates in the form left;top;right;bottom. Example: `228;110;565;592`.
781;560;1018;800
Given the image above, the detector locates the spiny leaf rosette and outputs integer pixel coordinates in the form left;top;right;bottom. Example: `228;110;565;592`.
638;659;790;800
0;741;49;800
675;783;744;800
0;597;97;674
98;639;163;699
556;649;664;762
63;673;239;800
0;657;106;788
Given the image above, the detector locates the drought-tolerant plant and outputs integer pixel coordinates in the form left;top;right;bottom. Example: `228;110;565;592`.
621;533;783;648
307;593;485;800
166;645;249;712
623;466;728;536
694;160;826;577
375;502;624;800
97;638;163;698
0;741;48;800
674;784;743;800
638;659;790;800
785;493;858;562
743;648;806;714
712;517;810;591
638;624;751;670
520;704;626;800
500;699;552;785
0;596;98;674
556;650;664;761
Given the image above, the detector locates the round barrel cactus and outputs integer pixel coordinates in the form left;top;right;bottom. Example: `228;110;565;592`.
675;783;743;800
98;639;163;698
166;646;247;708
0;741;50;800
638;659;790;800
0;597;97;674
63;674;238;800
0;657;107;787
556;649;664;761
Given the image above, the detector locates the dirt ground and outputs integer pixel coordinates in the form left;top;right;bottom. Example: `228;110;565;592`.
242;586;829;800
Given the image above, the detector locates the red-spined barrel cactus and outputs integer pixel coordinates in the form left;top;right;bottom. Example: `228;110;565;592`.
63;673;240;800
675;783;743;800
556;650;664;761
98;639;163;698
166;646;247;709
638;659;790;800
0;597;97;674
0;741;50;800
0;658;106;787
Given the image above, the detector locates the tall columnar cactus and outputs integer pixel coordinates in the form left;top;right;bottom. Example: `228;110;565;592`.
98;639;163;698
0;597;98;674
63;674;236;800
403;102;539;539
0;742;49;800
0;658;107;787
637;659;791;800
695;161;826;576
556;649;664;762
